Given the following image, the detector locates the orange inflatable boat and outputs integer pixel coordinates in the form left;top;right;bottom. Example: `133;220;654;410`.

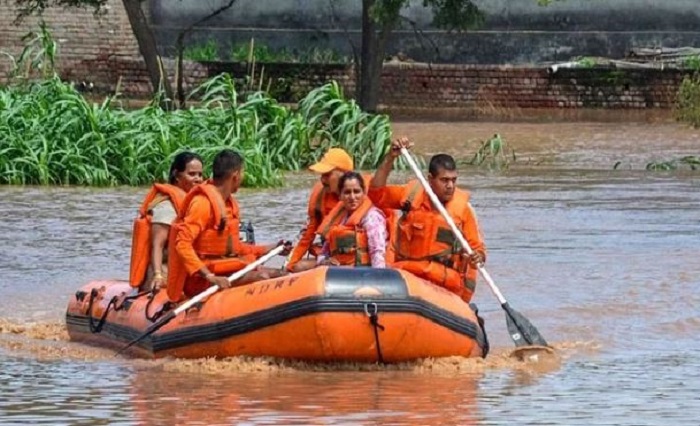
66;267;489;362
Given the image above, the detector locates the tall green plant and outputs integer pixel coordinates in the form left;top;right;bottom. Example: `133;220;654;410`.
676;74;700;128
7;21;58;81
0;75;401;187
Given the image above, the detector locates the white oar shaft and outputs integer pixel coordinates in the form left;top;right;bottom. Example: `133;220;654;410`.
173;245;285;315
400;148;507;305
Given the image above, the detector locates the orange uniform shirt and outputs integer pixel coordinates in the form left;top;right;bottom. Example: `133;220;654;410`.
175;194;267;276
286;183;340;267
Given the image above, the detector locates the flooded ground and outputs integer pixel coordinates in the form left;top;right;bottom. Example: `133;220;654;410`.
1;121;699;424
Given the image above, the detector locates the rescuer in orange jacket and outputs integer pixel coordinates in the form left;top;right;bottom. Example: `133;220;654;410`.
368;137;486;302
285;148;354;271
129;151;203;291
166;149;290;301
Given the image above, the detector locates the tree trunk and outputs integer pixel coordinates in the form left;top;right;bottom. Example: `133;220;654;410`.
121;0;173;108
358;0;393;113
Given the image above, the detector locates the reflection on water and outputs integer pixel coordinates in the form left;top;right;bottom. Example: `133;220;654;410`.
128;369;481;425
0;122;699;424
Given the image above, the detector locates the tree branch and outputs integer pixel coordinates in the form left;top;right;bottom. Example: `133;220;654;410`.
176;0;236;108
327;0;360;82
398;14;440;63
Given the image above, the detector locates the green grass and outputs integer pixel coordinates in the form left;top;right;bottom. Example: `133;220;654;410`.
183;39;219;62
230;39;348;64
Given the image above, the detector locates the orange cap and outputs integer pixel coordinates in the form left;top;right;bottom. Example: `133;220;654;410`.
309;148;353;174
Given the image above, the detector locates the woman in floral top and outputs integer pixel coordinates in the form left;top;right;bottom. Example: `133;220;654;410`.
316;171;388;268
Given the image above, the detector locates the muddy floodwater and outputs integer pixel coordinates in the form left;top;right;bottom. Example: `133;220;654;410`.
1;121;699;425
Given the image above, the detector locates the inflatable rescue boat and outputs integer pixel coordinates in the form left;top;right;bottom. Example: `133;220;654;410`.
66;266;489;362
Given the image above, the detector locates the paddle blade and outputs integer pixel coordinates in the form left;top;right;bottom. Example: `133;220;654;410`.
503;303;548;347
114;310;176;357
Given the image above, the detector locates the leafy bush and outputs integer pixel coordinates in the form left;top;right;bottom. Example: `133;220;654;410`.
676;73;700;128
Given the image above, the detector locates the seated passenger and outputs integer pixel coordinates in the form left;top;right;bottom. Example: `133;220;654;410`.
294;171;387;270
166;149;288;301
129;151;203;292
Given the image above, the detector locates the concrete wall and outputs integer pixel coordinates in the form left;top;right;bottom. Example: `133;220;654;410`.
150;0;700;64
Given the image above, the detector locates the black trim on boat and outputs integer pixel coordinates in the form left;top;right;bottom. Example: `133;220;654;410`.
66;296;486;354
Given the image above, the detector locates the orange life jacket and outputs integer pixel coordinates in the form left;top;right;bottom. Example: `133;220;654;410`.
306;175;395;259
305;181;338;257
393;180;477;301
308;181;337;224
166;184;253;301
317;197;375;266
128;183;186;288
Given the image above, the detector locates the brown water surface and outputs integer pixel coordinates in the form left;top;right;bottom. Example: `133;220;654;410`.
1;122;699;424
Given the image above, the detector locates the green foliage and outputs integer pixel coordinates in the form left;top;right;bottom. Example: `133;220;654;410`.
367;0;483;30
0;75;398;187
183;40;220;62
4;21;58;81
13;0;108;21
645;156;700;171
683;55;700;71
466;134;516;171
675;74;700;128
229;39;348;64
297;81;419;170
426;0;484;30
575;56;597;68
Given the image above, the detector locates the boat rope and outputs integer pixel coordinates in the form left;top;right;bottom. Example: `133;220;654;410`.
114;289;151;311
364;302;385;364
145;290;175;323
470;302;491;358
86;288;117;334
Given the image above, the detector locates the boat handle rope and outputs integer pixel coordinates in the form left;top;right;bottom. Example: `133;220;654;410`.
86;288;156;333
85;288;118;334
144;290;175;323
364;302;385;364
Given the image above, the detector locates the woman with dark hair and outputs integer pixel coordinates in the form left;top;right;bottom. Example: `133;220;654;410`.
129;151;203;291
293;171;388;270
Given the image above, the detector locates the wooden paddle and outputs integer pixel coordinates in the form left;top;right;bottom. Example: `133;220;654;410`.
400;147;548;348
115;245;286;357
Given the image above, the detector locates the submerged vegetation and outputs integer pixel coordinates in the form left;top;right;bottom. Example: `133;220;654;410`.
0;27;394;187
643;156;700;171
465;134;516;171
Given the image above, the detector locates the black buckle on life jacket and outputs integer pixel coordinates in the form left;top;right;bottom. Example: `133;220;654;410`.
431;256;454;268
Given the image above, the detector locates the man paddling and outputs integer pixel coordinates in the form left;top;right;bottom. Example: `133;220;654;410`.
166;149;290;301
369;137;486;302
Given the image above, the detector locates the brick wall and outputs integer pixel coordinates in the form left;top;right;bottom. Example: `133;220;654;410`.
189;62;687;111
0;0;141;85
379;63;687;110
